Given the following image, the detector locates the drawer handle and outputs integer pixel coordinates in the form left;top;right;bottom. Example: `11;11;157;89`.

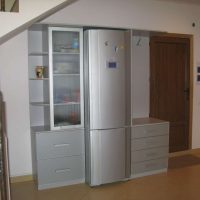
55;168;71;173
53;143;70;148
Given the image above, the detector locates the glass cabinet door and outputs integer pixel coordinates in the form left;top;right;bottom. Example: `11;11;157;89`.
49;27;83;130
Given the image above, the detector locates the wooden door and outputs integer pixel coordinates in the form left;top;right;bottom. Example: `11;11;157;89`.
150;36;190;152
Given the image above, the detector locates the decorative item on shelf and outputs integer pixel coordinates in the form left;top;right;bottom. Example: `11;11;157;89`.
43;66;48;78
54;44;77;53
35;66;44;78
74;89;80;102
63;94;71;103
72;38;79;49
69;111;78;124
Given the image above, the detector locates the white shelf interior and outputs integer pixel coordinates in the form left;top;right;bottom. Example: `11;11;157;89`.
28;25;50;128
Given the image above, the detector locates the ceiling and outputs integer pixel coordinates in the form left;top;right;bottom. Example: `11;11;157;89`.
157;0;200;5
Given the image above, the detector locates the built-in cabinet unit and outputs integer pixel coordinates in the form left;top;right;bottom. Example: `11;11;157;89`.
28;25;169;189
28;25;84;189
131;31;169;178
131;118;169;178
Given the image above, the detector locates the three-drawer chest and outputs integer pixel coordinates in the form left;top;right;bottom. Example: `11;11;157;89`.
131;118;169;178
31;127;85;190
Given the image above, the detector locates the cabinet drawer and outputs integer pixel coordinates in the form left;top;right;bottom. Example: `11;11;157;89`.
131;158;168;174
132;123;169;139
131;135;169;151
37;155;84;185
36;130;84;159
131;147;168;163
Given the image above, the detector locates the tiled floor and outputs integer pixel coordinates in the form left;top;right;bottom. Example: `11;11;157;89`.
11;152;200;200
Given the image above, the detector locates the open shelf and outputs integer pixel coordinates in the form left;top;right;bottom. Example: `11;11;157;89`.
30;102;50;106
54;102;80;106
29;78;49;80
29;52;48;56
53;73;80;76
53;51;79;55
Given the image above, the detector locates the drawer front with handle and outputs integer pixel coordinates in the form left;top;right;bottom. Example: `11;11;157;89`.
37;155;84;185
132;123;169;139
131;158;168;174
131;147;168;163
36;130;84;159
131;135;169;151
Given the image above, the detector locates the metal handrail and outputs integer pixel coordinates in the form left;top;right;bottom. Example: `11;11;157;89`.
0;91;11;200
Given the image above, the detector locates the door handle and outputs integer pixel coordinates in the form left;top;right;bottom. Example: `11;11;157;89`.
183;88;189;100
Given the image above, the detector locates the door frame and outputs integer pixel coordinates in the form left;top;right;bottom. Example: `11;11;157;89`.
150;32;193;151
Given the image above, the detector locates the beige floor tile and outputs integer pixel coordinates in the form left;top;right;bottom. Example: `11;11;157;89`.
11;153;200;200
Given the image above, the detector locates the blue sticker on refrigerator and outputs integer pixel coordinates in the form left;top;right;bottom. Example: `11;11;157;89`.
107;61;117;68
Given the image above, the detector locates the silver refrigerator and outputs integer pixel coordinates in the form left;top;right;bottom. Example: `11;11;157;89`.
84;29;132;186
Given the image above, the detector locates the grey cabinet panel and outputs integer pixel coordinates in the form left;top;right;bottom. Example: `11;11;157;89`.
131;147;168;163
37;155;84;185
131;158;168;174
36;130;84;159
131;135;169;151
29;26;85;190
31;128;85;189
131;118;169;178
132;123;169;139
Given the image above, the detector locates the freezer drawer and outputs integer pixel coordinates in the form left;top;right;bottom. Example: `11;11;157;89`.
132;123;169;139
89;128;127;186
131;135;169;151
37;155;84;187
131;158;168;174
36;129;84;159
131;147;168;163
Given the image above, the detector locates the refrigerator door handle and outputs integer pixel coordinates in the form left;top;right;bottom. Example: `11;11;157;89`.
91;125;131;131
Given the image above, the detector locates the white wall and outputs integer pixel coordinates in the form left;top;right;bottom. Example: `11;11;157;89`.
132;35;150;118
43;0;199;33
1;0;200;176
0;0;77;177
43;0;200;149
0;31;32;176
0;0;75;44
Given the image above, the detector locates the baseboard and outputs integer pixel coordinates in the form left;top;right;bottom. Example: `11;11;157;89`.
10;175;33;183
38;179;85;190
130;168;167;179
169;148;200;158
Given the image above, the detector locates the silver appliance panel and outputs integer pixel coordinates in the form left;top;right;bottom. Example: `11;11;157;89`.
89;128;126;186
84;29;132;186
88;30;126;130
